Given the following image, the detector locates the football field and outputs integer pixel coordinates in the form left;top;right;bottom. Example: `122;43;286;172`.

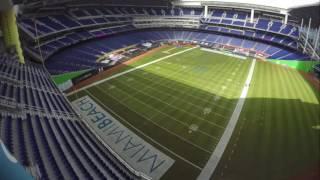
68;45;320;180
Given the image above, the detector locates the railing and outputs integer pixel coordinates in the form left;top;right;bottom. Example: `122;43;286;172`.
300;26;320;58
299;31;320;60
0;72;21;85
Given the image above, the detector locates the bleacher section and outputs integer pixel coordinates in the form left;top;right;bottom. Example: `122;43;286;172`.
17;6;305;66
199;24;298;49
204;8;299;37
17;6;308;75
0;53;138;180
26;24;136;59
45;29;308;75
18;6;299;43
18;14;132;38
0;54;74;117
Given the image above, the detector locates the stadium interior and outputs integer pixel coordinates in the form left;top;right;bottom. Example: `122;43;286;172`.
0;0;319;180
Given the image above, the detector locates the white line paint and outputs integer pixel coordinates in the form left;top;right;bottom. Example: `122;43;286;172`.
200;48;247;60
197;59;256;180
94;85;214;153
68;47;197;96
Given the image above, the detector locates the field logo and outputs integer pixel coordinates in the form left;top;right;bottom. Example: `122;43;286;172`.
72;96;175;180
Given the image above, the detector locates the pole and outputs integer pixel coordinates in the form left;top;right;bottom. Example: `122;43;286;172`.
250;9;254;23
300;18;304;30
312;26;320;58
204;5;208;18
284;13;288;24
303;18;312;54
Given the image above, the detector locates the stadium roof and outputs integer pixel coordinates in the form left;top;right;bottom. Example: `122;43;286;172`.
173;0;320;10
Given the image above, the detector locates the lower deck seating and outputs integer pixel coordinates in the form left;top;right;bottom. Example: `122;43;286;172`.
0;113;136;179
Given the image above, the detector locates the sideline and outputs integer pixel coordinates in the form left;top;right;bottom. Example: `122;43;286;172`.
196;59;256;180
201;48;247;60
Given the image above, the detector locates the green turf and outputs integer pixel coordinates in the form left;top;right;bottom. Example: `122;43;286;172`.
212;61;320;180
68;46;320;180
268;59;319;72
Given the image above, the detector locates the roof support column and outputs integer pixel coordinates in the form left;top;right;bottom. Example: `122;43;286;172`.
300;18;304;29
303;18;312;54
312;26;320;58
250;9;254;23
204;5;208;18
284;13;288;24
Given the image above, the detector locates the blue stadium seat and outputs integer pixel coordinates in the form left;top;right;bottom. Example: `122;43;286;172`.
256;19;269;30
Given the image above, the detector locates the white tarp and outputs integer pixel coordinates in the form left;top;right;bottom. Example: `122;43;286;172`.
57;79;73;92
72;96;175;180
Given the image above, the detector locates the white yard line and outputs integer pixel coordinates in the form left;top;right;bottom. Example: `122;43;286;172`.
114;79;226;128
68;46;197;96
94;85;214;153
129;73;234;111
86;90;203;170
197;59;256;180
104;84;221;141
201;48;247;60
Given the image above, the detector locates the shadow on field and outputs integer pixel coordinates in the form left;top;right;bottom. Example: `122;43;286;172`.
68;61;320;180
211;97;320;180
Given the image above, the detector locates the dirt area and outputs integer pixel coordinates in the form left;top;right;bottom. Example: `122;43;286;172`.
69;45;168;92
300;71;320;91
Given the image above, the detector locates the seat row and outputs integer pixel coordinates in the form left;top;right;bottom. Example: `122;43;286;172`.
28;24;135;60
19;6;299;40
0;113;136;179
201;25;298;49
